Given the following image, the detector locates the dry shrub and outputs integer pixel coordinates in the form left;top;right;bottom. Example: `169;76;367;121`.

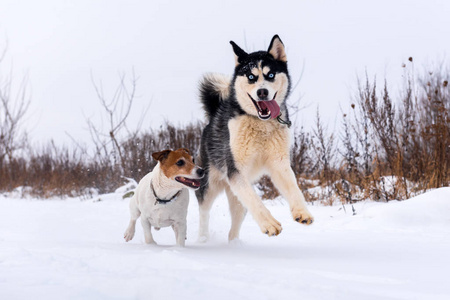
256;175;279;200
121;121;203;181
338;60;449;203
0;122;204;198
1;60;448;203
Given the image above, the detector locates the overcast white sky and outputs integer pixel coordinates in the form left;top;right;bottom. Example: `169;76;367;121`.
1;0;449;146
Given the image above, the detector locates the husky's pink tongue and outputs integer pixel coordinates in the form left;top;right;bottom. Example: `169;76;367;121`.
259;99;280;119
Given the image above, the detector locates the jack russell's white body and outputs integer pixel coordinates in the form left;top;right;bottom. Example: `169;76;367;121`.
124;149;204;247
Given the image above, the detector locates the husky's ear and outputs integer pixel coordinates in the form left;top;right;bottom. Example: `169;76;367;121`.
268;35;287;62
230;41;248;66
152;150;171;162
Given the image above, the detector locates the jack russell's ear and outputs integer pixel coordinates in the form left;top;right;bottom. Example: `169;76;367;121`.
230;40;248;67
267;35;287;62
152;150;171;162
178;148;190;155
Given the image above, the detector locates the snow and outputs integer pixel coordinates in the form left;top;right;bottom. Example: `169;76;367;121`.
1;188;450;300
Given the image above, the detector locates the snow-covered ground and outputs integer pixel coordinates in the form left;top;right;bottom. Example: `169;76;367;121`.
1;188;449;300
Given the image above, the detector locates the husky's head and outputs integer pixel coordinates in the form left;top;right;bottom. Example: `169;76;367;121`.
230;35;291;120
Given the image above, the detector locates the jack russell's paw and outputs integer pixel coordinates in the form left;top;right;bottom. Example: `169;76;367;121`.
124;229;135;242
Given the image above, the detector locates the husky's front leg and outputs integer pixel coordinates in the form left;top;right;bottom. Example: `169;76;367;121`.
229;175;282;236
269;161;314;225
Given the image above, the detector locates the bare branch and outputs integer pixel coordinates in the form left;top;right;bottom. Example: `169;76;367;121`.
0;47;30;161
86;69;142;173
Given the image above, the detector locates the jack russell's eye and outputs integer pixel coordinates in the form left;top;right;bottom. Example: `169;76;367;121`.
176;160;185;166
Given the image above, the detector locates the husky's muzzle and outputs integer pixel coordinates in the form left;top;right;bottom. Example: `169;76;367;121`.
248;91;280;120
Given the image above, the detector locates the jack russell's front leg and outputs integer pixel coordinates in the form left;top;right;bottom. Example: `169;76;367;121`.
172;222;187;247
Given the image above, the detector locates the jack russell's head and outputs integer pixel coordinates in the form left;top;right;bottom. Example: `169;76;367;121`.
152;148;204;189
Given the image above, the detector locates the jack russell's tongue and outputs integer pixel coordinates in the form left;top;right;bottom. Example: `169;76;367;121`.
254;99;280;120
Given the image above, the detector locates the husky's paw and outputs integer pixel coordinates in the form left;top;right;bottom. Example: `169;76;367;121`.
259;216;282;236
292;208;314;225
124;229;135;242
228;238;244;247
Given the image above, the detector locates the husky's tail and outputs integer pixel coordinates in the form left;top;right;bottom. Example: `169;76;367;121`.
199;73;231;121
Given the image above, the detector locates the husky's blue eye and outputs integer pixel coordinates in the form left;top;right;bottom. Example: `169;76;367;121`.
268;72;275;79
247;74;258;83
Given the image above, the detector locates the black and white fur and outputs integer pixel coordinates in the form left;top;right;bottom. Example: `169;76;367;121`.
196;35;314;242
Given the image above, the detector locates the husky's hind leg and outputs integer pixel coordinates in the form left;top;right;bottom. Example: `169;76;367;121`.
196;167;226;242
196;184;221;242
225;185;246;242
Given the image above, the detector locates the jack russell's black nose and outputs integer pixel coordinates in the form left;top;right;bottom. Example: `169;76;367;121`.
196;168;205;178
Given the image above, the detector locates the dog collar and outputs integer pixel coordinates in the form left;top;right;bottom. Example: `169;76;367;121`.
151;181;182;205
276;112;292;128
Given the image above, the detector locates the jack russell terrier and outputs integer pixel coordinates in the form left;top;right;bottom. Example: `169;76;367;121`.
124;148;204;247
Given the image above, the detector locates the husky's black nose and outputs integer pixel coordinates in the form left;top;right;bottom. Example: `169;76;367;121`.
196;168;205;178
257;88;269;100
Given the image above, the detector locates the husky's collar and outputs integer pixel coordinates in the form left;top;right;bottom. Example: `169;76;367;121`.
151;181;182;205
276;112;292;128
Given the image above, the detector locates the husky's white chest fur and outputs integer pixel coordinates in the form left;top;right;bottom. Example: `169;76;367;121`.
228;115;290;180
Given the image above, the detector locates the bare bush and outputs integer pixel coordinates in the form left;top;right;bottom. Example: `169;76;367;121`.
0;46;31;192
1;54;448;203
311;107;336;202
120;121;204;182
87;70;139;173
337;60;449;203
0;47;30;165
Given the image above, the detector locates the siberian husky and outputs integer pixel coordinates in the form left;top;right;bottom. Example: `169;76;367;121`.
196;35;314;242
